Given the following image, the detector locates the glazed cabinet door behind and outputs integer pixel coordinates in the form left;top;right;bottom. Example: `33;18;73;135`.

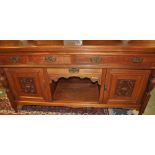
103;69;150;105
4;68;51;102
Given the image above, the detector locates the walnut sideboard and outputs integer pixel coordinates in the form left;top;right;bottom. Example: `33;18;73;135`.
0;40;155;114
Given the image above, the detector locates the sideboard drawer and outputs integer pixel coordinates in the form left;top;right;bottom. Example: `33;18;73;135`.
29;55;71;65
74;55;152;67
103;55;152;67
0;55;28;65
74;55;104;64
47;68;102;75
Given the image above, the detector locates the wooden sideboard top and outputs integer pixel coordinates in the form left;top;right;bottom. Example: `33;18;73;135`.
1;40;155;53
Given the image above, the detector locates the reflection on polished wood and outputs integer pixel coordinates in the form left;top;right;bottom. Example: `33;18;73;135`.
1;40;155;47
0;40;22;46
0;40;64;47
29;40;64;46
83;40;122;45
128;40;155;46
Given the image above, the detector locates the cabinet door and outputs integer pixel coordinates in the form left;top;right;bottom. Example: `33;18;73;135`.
103;69;150;105
4;68;51;102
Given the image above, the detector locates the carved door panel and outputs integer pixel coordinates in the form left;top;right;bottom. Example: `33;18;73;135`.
103;69;150;105
4;68;51;102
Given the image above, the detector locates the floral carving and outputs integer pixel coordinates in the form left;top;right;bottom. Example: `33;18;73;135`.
115;79;136;97
18;77;37;94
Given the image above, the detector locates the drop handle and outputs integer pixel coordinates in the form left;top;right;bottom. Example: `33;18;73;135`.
9;56;20;63
132;57;143;63
69;68;79;74
90;56;102;63
44;56;57;62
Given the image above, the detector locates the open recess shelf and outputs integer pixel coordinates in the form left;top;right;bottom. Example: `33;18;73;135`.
51;77;100;103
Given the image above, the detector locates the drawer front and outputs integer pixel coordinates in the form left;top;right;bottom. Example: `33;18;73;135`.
29;55;71;65
47;68;102;75
47;68;102;84
74;55;152;67
0;55;28;65
1;54;154;68
74;55;104;64
103;55;152;67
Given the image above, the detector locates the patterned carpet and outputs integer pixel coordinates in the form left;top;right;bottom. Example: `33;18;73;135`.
0;96;137;115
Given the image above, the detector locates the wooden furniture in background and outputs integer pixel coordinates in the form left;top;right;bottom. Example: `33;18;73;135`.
0;40;155;114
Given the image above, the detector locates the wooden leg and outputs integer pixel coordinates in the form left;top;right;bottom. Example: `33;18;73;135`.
139;93;151;115
139;77;155;115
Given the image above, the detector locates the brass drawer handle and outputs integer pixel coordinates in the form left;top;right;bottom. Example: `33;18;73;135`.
45;56;57;62
9;56;20;63
132;57;143;63
69;68;79;74
90;56;102;63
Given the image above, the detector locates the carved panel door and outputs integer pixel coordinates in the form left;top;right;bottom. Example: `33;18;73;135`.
103;69;150;105
4;68;52;102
